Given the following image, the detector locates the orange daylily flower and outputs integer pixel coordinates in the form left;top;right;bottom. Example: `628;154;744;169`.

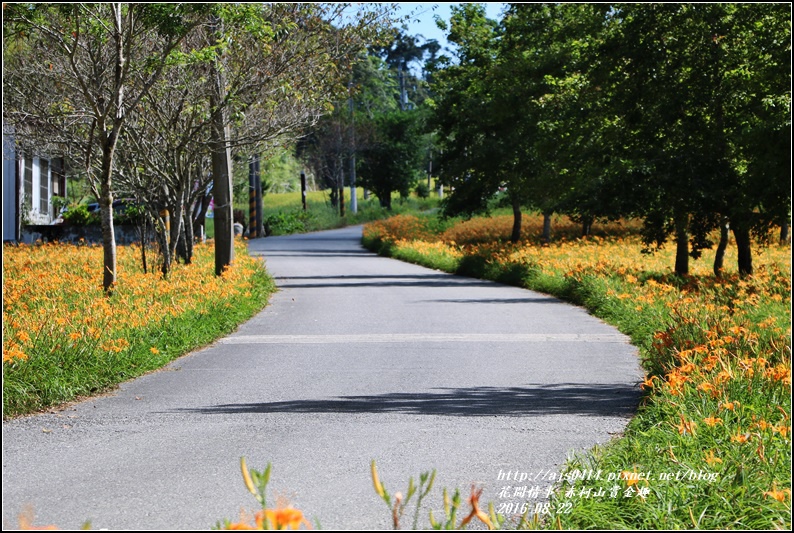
256;507;311;530
676;415;697;436
704;450;722;466
640;375;658;390
721;401;739;411
763;487;791;502
458;486;494;530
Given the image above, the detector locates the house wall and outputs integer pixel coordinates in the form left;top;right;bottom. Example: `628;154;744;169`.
2;130;18;241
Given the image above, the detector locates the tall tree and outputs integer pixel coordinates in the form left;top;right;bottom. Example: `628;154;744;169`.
714;3;790;275
357;108;426;209
431;5;515;235
601;3;791;275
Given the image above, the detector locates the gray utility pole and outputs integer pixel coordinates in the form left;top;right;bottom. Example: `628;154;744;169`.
398;59;408;111
348;90;357;214
248;154;263;238
427;148;432;190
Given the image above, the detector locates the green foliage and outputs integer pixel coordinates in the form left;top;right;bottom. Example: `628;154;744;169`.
262;148;303;194
371;460;438;530
357;109;427;209
264;210;312;235
429;3;791;274
62;204;99;226
415;181;430;199
50;195;69;213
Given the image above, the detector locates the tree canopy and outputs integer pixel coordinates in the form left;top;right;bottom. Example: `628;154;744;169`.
428;2;791;274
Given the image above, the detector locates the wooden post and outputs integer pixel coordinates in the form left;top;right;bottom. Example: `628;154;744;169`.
301;171;307;211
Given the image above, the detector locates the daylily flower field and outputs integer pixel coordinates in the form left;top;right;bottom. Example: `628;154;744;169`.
363;213;791;529
2;240;274;417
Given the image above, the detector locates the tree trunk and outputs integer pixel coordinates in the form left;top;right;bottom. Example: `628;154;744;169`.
139;214;148;274
674;210;689;276
169;188;186;264
175;223;188;265
582;216;593;238
210;134;234;275
155;214;171;278
542;211;552;244
380;188;392;210
210;26;235;276
510;196;522;243
732;221;753;277
780;222;790;245
99;174;117;294
329;184;338;207
713;216;729;278
182;207;194;264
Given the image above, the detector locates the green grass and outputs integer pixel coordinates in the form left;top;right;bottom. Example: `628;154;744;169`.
251;188;441;236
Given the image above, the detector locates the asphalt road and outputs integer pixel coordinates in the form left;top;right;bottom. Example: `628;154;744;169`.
2;225;643;530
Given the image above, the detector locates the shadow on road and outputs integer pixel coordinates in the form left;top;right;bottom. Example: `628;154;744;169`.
172;383;641;418
252;248;372;256
418;298;560;305
272;273;499;289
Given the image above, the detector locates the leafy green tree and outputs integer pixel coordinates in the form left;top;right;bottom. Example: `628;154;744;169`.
430;5;512;234
712;3;790;275
600;3;790;276
357;109;426;209
434;3;589;243
300;28;437;213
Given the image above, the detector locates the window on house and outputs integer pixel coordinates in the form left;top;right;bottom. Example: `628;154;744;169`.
39;158;49;215
23;156;33;210
51;158;63;197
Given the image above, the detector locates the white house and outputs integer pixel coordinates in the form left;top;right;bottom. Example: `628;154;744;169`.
2;127;66;241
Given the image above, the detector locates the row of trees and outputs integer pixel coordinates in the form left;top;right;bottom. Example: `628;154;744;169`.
297;29;439;212
4;3;399;290
430;3;790;276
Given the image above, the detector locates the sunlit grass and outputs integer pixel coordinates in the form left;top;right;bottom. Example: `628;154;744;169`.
246;188;442;236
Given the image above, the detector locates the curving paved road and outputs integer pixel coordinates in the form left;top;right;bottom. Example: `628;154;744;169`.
2;226;642;530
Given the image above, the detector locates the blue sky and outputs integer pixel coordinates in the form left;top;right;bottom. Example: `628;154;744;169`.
395;2;508;54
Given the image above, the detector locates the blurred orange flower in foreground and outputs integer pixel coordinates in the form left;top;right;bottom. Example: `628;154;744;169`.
255;507;311;530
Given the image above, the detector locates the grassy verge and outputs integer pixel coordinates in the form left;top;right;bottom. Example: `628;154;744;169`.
3;239;275;418
247;188;441;236
362;213;791;529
